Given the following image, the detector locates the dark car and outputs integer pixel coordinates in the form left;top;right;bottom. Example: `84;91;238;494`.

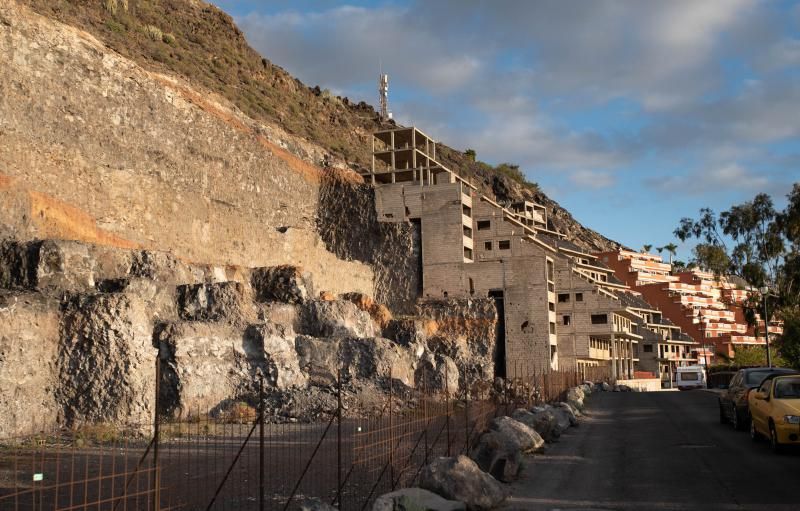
719;367;799;430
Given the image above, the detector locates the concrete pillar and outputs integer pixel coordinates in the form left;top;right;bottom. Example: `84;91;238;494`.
610;335;617;379
628;339;634;379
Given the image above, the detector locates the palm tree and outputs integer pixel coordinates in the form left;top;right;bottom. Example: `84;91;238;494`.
663;242;678;264
642;244;653;253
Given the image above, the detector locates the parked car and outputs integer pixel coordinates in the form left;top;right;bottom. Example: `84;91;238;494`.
719;367;799;430
676;365;706;390
748;374;800;453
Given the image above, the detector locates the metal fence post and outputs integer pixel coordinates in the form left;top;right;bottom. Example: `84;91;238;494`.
337;366;342;509
445;363;451;457
153;357;161;511
389;369;395;489
259;377;265;511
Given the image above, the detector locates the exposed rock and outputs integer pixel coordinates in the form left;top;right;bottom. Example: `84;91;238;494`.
384;318;428;346
532;405;568;438
596;382;611;392
416;299;497;386
489;416;545;453
373;488;466;511
341;292;393;328
57;293;156;425
415;353;459;395
294;335;340;386
340;337;416;387
419;456;507;511
301;299;377;338
252;266;314;304
513;408;560;442
0;239;95;294
613;384;632;392
176;281;249;323
469;430;522;483
155;322;261;417
247;323;307;390
0;292;60;437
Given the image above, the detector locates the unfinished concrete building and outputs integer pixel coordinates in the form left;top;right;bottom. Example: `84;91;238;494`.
363;126;689;380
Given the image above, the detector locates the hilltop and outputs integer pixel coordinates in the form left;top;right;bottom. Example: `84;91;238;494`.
20;0;620;251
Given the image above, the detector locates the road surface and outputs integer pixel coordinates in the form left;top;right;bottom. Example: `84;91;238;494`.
508;390;799;511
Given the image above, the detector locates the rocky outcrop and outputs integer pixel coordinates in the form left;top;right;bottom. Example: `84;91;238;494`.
416;299;497;387
317;171;421;313
57;293;156;425
0;292;60;437
373;488;466;511
251;266;314;305
420;456;507;511
301;299;378;338
176;282;250;323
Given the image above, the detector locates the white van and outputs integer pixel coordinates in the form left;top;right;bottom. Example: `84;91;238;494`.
676;365;707;391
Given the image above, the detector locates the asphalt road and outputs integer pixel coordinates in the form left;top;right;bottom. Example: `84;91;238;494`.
507;390;799;511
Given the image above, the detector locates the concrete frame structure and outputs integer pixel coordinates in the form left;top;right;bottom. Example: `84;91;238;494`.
363;126;691;379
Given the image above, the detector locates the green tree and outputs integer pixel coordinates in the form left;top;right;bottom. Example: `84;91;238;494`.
730;345;788;368
775;310;800;370
465;148;476;161
642;244;653;253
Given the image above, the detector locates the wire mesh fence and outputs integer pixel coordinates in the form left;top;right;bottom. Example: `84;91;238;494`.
0;365;611;510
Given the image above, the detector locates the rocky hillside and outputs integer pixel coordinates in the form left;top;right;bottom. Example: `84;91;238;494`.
18;0;620;252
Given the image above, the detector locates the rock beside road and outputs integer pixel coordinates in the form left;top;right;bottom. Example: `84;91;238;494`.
420;456;507;511
373;487;466;511
469;430;523;483
489;416;545;453
556;403;579;427
511;408;560;442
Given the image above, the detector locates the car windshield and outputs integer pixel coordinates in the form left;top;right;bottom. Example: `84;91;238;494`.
774;378;800;399
745;370;778;385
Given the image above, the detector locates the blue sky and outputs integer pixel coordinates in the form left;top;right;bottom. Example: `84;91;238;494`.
213;1;800;260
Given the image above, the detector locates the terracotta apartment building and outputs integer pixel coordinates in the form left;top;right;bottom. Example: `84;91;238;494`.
598;250;782;363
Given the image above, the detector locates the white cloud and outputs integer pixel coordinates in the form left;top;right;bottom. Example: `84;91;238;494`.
569;170;616;189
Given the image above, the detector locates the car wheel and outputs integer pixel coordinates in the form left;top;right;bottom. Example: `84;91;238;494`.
719;403;728;424
732;407;741;430
750;420;759;442
770;423;784;454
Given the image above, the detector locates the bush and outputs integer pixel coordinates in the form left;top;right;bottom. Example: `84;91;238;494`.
162;33;176;45
144;25;163;42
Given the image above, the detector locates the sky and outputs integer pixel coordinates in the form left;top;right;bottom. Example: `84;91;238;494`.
213;0;800;260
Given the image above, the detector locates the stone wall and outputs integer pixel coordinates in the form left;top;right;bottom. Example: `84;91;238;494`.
0;0;372;298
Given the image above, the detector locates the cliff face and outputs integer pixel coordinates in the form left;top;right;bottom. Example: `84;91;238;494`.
15;0;620;253
0;0;373;297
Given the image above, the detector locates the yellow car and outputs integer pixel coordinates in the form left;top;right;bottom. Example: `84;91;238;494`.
748;374;800;453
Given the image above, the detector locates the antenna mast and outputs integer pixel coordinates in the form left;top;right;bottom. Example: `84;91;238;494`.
378;72;391;120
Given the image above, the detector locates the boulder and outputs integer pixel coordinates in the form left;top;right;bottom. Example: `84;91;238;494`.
468;431;522;483
301;300;377;338
176;281;247;322
340;337;416;387
415;352;459;395
489;416;544;453
579;383;593;396
566;386;585;411
614;384;632;392
595;382;611;392
510;408;559;443
251;265;313;304
554;403;578;428
373;488;466;511
541;405;571;432
420;456;507;511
